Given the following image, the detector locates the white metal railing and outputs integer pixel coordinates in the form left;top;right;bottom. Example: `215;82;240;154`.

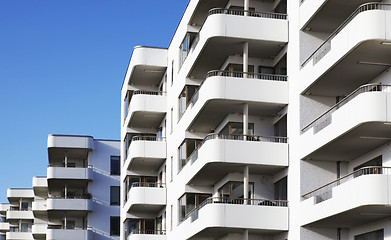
208;8;287;19
128;229;166;236
302;166;391;202
302;3;391;67
181;197;288;224
301;84;391;134
185;133;288;167
133;90;166;96
130;182;165;188
186;70;288;110
131;135;166;142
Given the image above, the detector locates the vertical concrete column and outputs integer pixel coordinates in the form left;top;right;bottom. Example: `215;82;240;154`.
64;183;68;199
243;229;249;240
243;103;249;139
244;166;249;204
243;42;249;78
244;0;249;16
64;151;68;167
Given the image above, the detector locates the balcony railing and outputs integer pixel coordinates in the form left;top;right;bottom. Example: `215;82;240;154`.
131;135;165;142
187;70;288;110
301;166;391;203
181;197;288;224
129;229;166;235
208;8;287;20
48;192;92;199
302;3;391;67
130;182;165;188
186;133;288;166
301;84;391;134
133;90;166;96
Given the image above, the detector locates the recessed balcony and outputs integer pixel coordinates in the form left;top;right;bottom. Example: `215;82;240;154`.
301;167;391;227
125;91;167;129
177;197;288;239
301;84;391;161
47;166;93;181
183;71;288;132
6;210;34;220
124;136;166;172
6;232;34;240
47;228;92;240
179;133;288;185
182;9;288;79
301;3;391;96
47;198;93;212
125;183;166;215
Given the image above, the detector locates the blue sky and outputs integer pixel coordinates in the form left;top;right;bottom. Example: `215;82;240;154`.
0;0;188;203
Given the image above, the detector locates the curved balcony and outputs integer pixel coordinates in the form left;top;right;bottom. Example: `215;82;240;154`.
125;91;167;129
47;134;94;150
6;232;34;240
301;84;391;161
32;177;47;188
301;3;391;96
47;197;93;212
6;211;34;220
47;166;93;181
301;167;391;227
32;200;46;213
7;189;34;199
47;228;92;240
123;46;167;88
181;9;288;79
124;136;166;172
127;230;166;240
182;70;288;132
32;224;47;237
177;197;288;239
124;183;166;215
179;133;288;185
0;222;9;232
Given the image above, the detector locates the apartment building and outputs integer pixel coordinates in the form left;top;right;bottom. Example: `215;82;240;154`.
1;134;121;240
122;0;391;240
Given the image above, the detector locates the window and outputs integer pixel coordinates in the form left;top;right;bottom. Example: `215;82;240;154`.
171;61;174;86
178;139;201;171
21;202;29;211
355;229;384;240
178;193;211;222
110;186;120;205
170;156;173;182
179;32;197;68
218;181;254;200
20;223;28;232
170;108;173;133
220;122;254;136
274;115;287;137
110;156;120;175
170;205;173;231
178;85;198;119
110;216;120;236
274;177;287;201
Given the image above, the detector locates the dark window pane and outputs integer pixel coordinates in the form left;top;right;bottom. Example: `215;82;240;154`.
111;156;120;175
110;186;120;205
110;216;120;236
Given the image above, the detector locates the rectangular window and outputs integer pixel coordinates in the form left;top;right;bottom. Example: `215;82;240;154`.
355;229;384;240
110;216;120;236
171;61;174;86
110;156;120;175
170;108;173;133
21;223;28;232
21;202;29;211
178;193;211;222
170;205;173;231
170;156;173;182
110;186;120;205
178;85;198;119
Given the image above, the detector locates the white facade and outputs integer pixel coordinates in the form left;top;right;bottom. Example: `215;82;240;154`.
121;0;391;240
2;134;121;240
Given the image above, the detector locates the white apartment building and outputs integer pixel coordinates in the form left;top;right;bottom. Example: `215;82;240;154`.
121;0;391;240
1;134;121;240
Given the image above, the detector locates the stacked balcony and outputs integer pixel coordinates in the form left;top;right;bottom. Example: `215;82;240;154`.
124;182;166;215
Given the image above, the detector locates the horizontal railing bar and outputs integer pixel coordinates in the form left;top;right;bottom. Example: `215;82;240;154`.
208;8;288;19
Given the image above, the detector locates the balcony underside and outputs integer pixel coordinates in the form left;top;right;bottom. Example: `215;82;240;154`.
304;121;391;161
304;40;391;97
306;205;391;228
128;157;165;172
127;204;165;215
190;227;283;239
189;37;285;79
131;65;166;87
188;99;284;132
189;162;286;185
128;112;165;129
301;0;380;31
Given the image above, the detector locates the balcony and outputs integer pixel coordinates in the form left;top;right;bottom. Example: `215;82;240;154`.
177;197;288;239
32;224;47;237
301;3;391;96
180;134;288;185
47;134;94;150
7;189;34;199
0;223;9;232
47;198;93;212
182;9;288;79
47;166;93;180
301;167;391;227
124;136;166;172
6;211;34;220
47;228;92;240
300;0;380;31
127;230;166;240
183;71;288;132
125;91;167;129
301;84;391;161
6;232;34;240
125;183;166;214
124;46;167;88
32;177;47;188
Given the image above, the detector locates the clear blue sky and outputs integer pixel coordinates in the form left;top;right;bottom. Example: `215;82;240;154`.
0;0;188;203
